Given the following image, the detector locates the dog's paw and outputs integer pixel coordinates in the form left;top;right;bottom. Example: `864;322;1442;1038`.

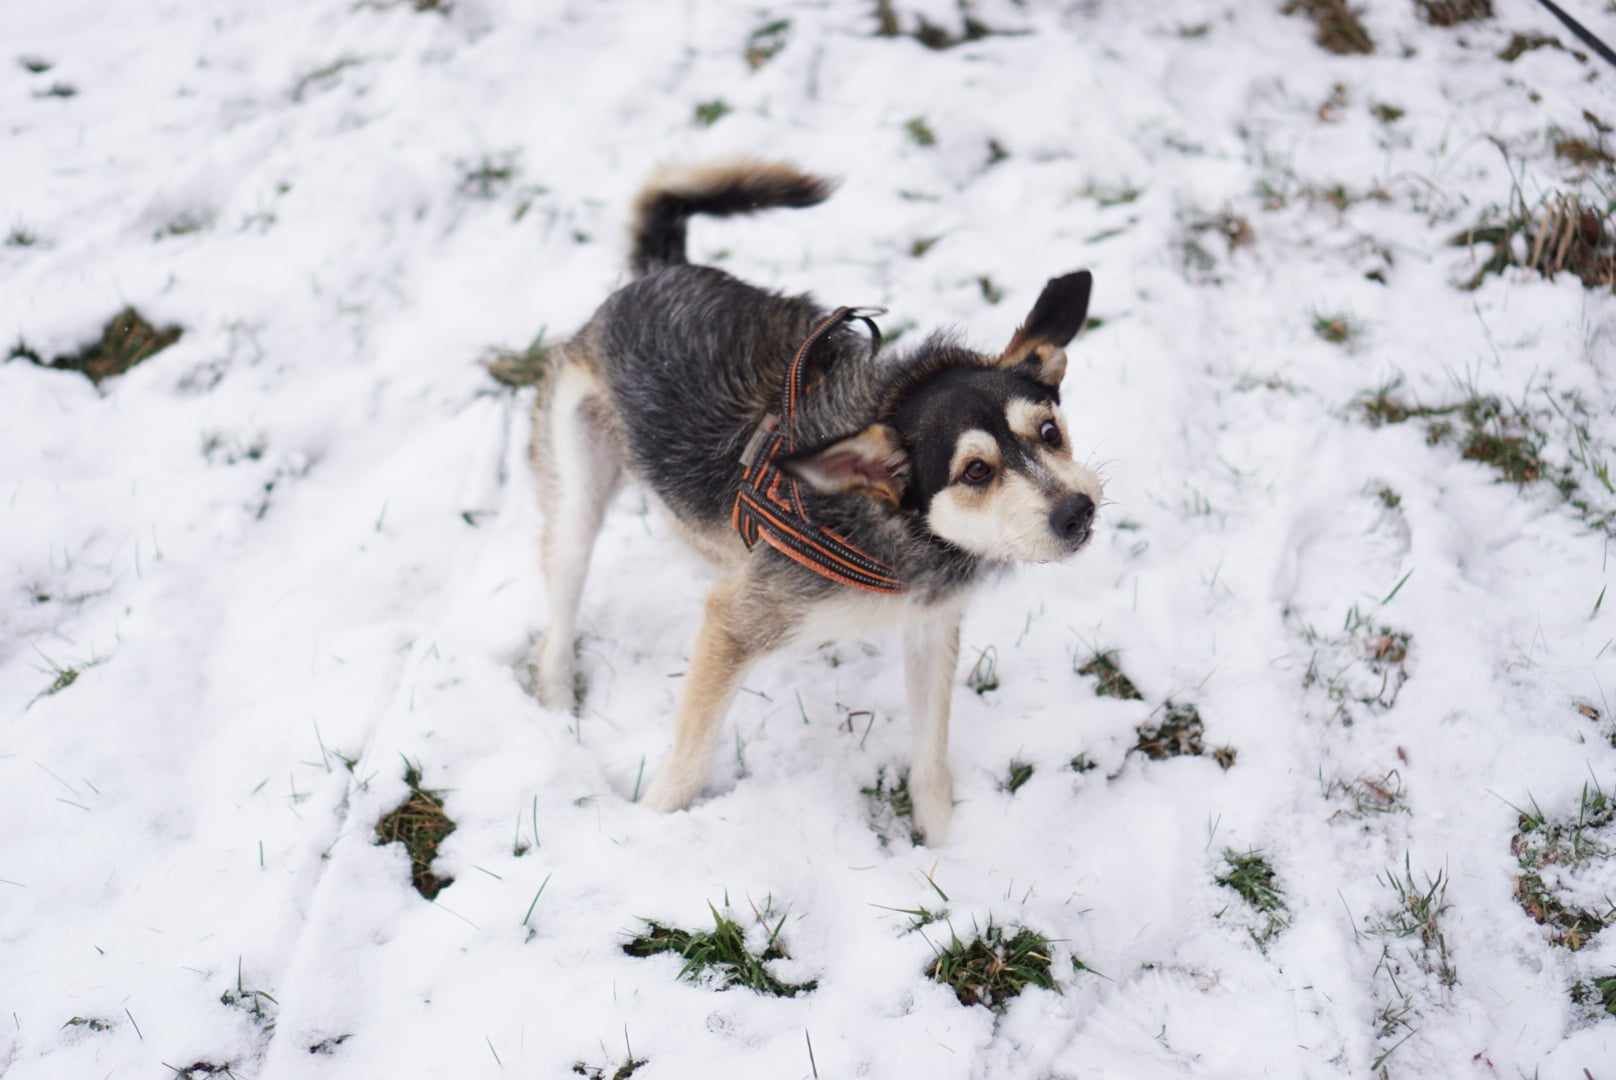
533;640;576;713
641;758;706;813
910;766;954;845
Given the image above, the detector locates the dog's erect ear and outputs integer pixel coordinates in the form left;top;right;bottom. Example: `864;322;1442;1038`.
998;270;1092;389
781;423;909;506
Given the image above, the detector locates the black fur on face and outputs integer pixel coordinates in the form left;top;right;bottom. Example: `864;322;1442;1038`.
889;365;1055;514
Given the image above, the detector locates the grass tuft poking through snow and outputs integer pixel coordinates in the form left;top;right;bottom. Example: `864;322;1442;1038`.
1133;701;1207;760
965;646;999;694
1002;759;1034;795
61;1016;114;1033
862;766;919;846
693;99;731;127
1452;189;1616;293
1510;781;1616;950
924;920;1057;1009
622;902;817;997
373;759;458;900
1369;855;1457;987
743;17;790;70
481;329;552;388
1413;0;1492;27
904;116;936;148
1280;0;1373;55
1570;973;1616;1019
1215;849;1289;946
1356;379;1580;492
1312;312;1358;346
1075;649;1143;700
162;1061;238;1078
15;307;182;385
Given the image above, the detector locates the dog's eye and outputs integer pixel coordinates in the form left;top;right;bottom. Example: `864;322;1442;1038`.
961;459;994;485
1038;419;1063;449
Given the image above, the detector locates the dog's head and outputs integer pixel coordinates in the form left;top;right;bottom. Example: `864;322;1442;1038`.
782;271;1103;563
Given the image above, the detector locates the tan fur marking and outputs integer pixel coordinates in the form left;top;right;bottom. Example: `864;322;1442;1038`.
946;429;1000;483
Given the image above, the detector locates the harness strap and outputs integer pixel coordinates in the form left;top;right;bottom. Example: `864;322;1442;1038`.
731;307;903;594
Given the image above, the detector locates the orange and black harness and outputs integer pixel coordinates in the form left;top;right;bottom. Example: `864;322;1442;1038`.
731;306;904;595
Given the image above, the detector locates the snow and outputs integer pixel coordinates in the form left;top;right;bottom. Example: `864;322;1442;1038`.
3;0;1615;1077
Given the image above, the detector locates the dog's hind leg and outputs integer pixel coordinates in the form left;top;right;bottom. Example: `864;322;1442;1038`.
533;359;622;711
904;605;962;844
643;574;785;812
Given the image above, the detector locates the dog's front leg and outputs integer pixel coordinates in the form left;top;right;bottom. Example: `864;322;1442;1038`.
643;576;776;812
904;608;961;844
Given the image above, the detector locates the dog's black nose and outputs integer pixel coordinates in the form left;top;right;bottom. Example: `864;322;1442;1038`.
1051;494;1095;546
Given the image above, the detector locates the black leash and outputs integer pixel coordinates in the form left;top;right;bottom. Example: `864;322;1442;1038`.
1534;0;1616;70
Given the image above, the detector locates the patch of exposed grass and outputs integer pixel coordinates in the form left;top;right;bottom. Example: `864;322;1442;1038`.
909;235;941;258
307;1034;352;1055
5;226;38;247
977;275;1003;305
456;152;518;199
1324;770;1410;820
1510;782;1616;950
623;902;816;997
904;116;936;148
290;55;365;104
163;1061;237;1079
1570;973;1616;1018
1179;210;1254;284
215;958;277;1058
1070;752;1096;774
1375;484;1402;509
1371;102;1404;124
1555;136;1614;169
1452;190;1615;293
872;2;1024;50
573;1031;646;1080
155;211;214;240
573;1057;646;1080
1213;745;1238;770
14;307;182;385
693;99;731;127
481;328;551;388
1414;0;1491;26
62;1016;114;1032
872;900;948;935
1355;379;1574;491
966;646;999;694
1216;849;1289;945
1367;855;1456;987
744;18;790;69
374;759;457;900
34;82;76;99
862;766;917;845
1297;605;1412;724
1498;32;1562;62
18;55;52;74
1003;759;1034;795
1080;180;1143;208
1076;649;1143;701
1133;701;1205;760
1189;210;1255;252
1281;0;1373;55
924;920;1057;1009
1312;312;1358;346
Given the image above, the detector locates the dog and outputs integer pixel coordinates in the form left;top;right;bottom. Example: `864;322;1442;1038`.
531;159;1102;843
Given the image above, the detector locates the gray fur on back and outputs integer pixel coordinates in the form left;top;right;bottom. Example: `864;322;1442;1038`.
588;264;994;600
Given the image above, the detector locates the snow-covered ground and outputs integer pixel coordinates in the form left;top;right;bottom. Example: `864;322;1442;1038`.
4;1;1616;1076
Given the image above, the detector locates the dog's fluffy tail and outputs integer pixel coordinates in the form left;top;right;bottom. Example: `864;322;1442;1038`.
629;159;836;277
